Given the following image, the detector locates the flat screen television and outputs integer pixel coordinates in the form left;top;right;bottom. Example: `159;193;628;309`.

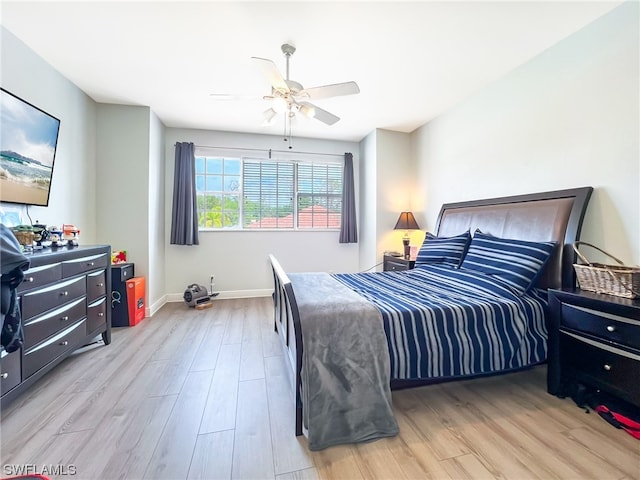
0;88;60;207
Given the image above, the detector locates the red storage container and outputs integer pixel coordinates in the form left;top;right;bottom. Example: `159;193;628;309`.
126;277;146;326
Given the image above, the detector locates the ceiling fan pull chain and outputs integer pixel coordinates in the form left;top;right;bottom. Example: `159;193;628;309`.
283;113;288;143
288;120;293;149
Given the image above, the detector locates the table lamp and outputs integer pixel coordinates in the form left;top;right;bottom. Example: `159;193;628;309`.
394;211;420;259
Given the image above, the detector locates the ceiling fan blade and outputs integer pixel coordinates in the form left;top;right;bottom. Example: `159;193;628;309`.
301;102;340;126
299;81;360;100
251;57;289;93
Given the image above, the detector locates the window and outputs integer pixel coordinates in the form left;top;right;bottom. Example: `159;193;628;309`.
243;160;294;228
195;153;343;230
297;163;343;229
195;156;241;228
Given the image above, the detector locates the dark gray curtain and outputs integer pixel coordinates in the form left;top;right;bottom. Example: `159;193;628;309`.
339;152;358;243
170;142;199;245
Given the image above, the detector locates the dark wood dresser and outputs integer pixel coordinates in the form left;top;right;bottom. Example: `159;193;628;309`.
547;288;640;408
0;245;112;407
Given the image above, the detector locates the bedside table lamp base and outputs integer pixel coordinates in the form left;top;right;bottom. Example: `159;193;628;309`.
403;236;410;259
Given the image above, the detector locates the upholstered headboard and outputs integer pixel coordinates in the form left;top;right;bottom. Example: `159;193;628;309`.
435;187;593;290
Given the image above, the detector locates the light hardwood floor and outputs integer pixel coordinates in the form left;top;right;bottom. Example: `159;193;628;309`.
1;298;638;480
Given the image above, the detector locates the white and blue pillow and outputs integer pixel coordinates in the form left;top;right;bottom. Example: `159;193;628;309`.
416;230;471;267
460;230;556;294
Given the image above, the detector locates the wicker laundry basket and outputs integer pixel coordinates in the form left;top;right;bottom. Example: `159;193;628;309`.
572;242;639;299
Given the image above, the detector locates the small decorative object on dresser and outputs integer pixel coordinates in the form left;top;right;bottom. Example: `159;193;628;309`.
383;254;415;272
547;288;640;409
62;224;81;246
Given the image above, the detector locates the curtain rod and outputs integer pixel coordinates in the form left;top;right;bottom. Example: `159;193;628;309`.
177;143;346;159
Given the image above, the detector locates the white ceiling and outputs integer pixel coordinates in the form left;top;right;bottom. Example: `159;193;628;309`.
1;1;622;142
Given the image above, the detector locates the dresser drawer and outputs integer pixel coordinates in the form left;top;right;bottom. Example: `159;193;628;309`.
21;276;86;320
1;349;21;396
86;297;107;334
561;303;640;350
87;270;107;303
561;331;640;403
112;263;134;282
23;320;86;378
23;297;86;350
18;263;62;293
62;253;109;277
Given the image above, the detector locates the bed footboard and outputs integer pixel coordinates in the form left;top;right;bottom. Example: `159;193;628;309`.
269;254;304;436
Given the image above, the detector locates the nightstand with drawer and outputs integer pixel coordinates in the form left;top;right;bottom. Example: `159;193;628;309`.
547;289;640;408
383;254;415;272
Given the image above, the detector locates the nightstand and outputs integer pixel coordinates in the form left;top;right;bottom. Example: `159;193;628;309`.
383;254;415;272
547;288;640;408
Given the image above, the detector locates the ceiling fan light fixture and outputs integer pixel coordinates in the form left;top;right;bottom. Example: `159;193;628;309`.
272;96;287;113
262;108;278;126
300;104;315;119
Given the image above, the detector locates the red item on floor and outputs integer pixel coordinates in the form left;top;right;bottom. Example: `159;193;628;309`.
595;404;640;439
126;277;146;326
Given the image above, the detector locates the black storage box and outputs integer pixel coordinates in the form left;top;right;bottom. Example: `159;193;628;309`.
111;263;134;327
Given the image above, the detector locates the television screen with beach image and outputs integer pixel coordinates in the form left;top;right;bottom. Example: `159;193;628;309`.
1;88;60;206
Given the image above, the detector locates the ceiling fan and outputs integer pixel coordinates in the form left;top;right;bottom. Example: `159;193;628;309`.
211;44;360;144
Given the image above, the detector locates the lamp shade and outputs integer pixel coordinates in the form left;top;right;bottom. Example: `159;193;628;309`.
394;211;420;230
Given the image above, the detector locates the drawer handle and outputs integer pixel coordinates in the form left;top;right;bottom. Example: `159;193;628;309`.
604;364;612;371
1;373;8;379
61;316;69;321
60;341;69;346
60;291;69;297
98;312;104;317
26;277;34;283
87;262;95;266
97;282;104;287
606;325;616;332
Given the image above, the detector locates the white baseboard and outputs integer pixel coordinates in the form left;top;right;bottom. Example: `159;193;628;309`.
146;294;168;317
166;289;272;303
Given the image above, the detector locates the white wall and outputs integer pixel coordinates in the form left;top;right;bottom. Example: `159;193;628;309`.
95;104;168;314
95;104;151;296
164;128;360;298
358;129;418;271
147;111;166;314
375;129;421;257
358;132;377;271
0;27;98;241
413;1;639;265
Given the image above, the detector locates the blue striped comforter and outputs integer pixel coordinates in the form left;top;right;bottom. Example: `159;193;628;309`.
332;265;548;380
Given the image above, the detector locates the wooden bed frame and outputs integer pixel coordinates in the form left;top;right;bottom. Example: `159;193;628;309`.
269;186;593;436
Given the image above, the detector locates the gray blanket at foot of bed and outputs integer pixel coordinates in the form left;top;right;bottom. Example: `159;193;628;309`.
289;272;398;451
